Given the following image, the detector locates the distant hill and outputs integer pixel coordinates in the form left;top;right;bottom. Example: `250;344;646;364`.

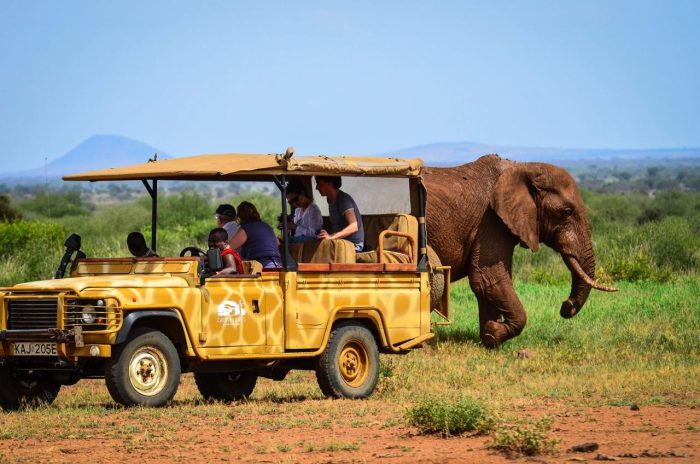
1;135;170;183
384;141;700;167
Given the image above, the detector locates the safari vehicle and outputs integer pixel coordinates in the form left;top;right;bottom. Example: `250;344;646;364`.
0;150;451;409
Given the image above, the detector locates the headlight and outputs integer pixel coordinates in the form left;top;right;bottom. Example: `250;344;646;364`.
81;300;104;324
81;308;96;324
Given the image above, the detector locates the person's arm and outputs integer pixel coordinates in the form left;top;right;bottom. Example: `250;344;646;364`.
215;253;236;276
318;209;358;240
229;227;247;250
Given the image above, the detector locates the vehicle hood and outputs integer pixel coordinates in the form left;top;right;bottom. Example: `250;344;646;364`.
6;275;190;292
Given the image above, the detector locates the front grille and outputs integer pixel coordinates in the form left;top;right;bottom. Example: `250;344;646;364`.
7;299;58;330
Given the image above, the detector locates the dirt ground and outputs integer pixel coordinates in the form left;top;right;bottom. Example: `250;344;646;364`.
2;403;697;463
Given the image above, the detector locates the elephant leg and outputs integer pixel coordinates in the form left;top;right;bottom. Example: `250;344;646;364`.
475;295;500;346
470;263;527;348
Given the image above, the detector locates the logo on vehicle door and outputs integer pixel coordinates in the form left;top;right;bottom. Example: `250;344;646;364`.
217;300;247;326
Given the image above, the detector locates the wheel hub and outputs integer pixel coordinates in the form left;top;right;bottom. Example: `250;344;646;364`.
129;346;168;396
338;341;369;387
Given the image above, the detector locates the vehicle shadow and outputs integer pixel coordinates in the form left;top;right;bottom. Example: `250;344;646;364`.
432;327;481;344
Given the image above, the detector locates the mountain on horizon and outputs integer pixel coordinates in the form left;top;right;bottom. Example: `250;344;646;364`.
384;141;700;166
2;135;170;182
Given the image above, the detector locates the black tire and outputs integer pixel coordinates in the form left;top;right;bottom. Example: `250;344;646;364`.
194;372;257;401
0;367;61;411
105;328;181;407
316;322;380;399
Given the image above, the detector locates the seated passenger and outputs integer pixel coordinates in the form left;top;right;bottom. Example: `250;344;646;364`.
285;180;323;243
127;232;158;258
315;176;364;252
215;204;240;241
229;201;283;270
208;228;243;276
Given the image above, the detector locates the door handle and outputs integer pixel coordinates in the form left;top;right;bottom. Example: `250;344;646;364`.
252;299;260;314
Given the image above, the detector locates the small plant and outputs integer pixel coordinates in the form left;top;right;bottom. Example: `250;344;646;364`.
488;416;558;456
276;443;291;453
405;397;497;436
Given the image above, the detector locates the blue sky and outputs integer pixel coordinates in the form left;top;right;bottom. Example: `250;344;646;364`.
1;0;699;170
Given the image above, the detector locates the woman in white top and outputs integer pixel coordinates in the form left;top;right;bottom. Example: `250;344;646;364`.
285;181;323;243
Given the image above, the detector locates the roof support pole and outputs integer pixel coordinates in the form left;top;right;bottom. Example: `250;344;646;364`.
141;179;158;253
273;175;296;271
417;180;427;271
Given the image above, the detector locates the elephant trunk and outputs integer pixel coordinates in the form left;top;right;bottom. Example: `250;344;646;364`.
559;241;617;319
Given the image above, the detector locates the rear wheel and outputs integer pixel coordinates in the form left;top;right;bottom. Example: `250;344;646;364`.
0;368;61;411
194;372;257;401
105;329;181;407
316;322;379;399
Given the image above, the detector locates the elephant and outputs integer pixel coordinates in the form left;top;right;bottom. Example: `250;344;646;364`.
423;154;616;348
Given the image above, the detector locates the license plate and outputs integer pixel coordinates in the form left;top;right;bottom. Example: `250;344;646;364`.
13;342;57;357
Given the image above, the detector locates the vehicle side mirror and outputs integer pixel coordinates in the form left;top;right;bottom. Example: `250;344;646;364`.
207;248;223;272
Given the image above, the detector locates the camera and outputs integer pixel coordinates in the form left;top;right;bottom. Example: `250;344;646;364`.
277;213;294;224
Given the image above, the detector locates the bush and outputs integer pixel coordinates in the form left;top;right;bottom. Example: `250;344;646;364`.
20;190;92;218
405;397;497;436
0;195;21;221
0;221;69;285
0;221;67;258
488;416;558;457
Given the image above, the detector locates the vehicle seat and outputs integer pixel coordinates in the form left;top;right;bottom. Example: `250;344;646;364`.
288;239;356;264
356;213;418;264
241;260;263;275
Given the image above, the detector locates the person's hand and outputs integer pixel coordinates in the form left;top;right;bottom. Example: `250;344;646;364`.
317;229;331;240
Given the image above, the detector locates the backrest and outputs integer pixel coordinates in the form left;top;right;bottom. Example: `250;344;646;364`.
288;239;356;264
362;214;418;254
241;260;263;275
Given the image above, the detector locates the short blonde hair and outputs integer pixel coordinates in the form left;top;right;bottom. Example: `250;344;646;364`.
237;201;261;224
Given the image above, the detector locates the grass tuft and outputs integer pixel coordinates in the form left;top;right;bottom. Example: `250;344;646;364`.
405;396;497;436
487;416;558;457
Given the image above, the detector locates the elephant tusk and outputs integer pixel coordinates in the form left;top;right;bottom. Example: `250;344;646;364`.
564;256;618;292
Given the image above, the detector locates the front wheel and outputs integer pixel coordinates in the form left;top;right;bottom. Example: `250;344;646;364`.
316;322;380;399
194;372;257;401
0;368;61;411
105;329;181;407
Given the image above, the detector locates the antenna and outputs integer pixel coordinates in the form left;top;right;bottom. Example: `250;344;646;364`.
45;156;52;219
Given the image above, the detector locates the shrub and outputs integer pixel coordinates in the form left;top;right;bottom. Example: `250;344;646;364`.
0;221;67;258
0;195;21;221
405;397;497;436
488;416;558;457
0;220;68;285
20;190;92;218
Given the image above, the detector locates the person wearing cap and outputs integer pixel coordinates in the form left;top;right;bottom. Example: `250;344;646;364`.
215;204;240;241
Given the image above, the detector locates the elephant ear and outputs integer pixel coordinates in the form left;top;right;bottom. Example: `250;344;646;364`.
490;165;545;252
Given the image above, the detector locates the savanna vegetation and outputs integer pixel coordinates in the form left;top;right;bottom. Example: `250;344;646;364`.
0;174;698;458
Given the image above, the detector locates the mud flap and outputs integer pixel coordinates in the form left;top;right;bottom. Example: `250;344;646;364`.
432;266;451;325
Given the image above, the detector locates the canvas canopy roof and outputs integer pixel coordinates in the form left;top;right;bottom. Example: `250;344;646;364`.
62;153;423;181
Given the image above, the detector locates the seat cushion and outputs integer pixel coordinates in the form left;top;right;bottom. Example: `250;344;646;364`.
362;214;418;255
242;260;263;275
356;250;412;264
288;239;356;264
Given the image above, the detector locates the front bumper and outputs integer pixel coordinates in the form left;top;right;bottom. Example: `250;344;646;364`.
0;327;85;346
0;327;112;359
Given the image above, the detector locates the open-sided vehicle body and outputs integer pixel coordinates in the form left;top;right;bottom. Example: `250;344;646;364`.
0;150;451;408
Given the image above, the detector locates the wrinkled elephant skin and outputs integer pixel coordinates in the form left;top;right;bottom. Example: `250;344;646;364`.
424;155;616;348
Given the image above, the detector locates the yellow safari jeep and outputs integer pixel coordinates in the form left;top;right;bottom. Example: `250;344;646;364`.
0;151;450;409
